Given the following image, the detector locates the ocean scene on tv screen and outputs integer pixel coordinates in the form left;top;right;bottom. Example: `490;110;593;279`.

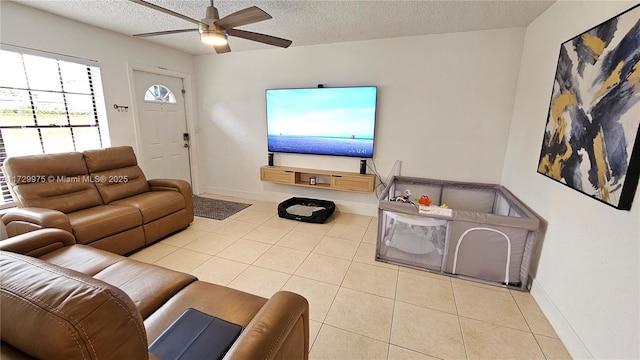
266;87;377;157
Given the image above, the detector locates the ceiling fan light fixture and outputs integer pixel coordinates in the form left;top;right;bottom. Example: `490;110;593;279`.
129;0;292;53
200;31;227;46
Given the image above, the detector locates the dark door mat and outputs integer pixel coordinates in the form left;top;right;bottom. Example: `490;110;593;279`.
193;196;252;221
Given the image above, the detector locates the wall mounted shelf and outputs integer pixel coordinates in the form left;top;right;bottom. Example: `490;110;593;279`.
260;166;375;193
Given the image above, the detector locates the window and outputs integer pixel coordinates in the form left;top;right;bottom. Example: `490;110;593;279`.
0;48;110;208
144;84;176;103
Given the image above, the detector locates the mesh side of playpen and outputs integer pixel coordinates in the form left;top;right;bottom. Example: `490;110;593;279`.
377;176;541;290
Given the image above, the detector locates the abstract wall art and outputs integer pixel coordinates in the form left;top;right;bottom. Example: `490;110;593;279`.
538;5;640;210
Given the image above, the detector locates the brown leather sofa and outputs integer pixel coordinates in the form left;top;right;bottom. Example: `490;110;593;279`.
0;229;309;360
2;146;193;255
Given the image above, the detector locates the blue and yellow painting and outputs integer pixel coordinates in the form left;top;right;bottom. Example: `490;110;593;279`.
538;5;640;210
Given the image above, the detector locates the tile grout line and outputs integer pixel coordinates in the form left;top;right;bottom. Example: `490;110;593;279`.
510;291;550;359
312;221;365;356
386;265;401;360
451;282;471;360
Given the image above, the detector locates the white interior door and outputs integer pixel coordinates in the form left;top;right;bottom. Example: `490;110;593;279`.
133;70;191;183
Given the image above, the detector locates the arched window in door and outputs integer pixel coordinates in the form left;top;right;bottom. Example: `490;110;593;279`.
144;84;177;103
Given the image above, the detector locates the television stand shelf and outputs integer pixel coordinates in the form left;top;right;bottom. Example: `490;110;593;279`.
260;166;375;193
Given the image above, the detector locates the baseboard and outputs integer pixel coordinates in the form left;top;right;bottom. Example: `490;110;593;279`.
530;282;593;359
198;186;379;216
332;200;378;217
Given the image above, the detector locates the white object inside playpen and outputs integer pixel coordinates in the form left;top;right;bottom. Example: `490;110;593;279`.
383;211;447;255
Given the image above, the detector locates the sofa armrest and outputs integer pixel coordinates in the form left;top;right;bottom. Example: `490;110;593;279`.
148;179;194;221
0;228;75;257
224;291;309;360
0;252;149;360
2;207;73;237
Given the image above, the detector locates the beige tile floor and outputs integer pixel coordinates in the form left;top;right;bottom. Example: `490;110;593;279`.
129;195;572;360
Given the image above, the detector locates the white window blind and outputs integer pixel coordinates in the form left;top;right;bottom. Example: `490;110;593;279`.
0;48;110;208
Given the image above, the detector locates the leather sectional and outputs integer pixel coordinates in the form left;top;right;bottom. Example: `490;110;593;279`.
0;229;309;359
2;146;194;255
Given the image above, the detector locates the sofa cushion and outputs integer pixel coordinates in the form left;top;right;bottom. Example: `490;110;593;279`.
88;227;147;256
143;210;191;245
111;191;186;223
3;152;104;212
0;251;149;360
94;260;197;319
90;165;151;204
67;205;142;244
84;145;138;172
83;146;151;203
39;244;124;276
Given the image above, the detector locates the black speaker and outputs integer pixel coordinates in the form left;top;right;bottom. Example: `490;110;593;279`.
360;159;366;174
268;152;274;166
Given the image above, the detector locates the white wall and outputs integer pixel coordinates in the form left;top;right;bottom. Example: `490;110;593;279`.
0;1;195;155
503;1;640;359
193;28;525;214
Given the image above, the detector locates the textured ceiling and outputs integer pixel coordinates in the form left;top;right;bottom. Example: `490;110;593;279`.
9;0;555;55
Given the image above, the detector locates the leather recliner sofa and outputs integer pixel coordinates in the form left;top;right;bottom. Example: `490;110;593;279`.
0;229;309;359
1;146;193;255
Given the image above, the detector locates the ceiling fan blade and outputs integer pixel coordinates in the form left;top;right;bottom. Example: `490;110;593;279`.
133;29;198;38
128;0;204;26
227;28;292;48
214;43;231;54
215;6;272;29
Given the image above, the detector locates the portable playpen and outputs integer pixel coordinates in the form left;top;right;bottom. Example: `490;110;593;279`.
376;176;541;290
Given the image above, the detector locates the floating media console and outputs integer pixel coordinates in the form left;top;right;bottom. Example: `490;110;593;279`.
260;166;375;193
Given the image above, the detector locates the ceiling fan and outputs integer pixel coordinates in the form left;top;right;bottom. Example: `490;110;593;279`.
129;0;292;53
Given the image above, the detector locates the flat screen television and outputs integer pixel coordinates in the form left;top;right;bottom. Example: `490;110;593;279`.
265;86;377;158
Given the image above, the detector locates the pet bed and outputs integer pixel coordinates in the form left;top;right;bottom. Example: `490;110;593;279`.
278;197;336;223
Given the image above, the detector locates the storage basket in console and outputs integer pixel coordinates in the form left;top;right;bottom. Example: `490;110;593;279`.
278;197;336;223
